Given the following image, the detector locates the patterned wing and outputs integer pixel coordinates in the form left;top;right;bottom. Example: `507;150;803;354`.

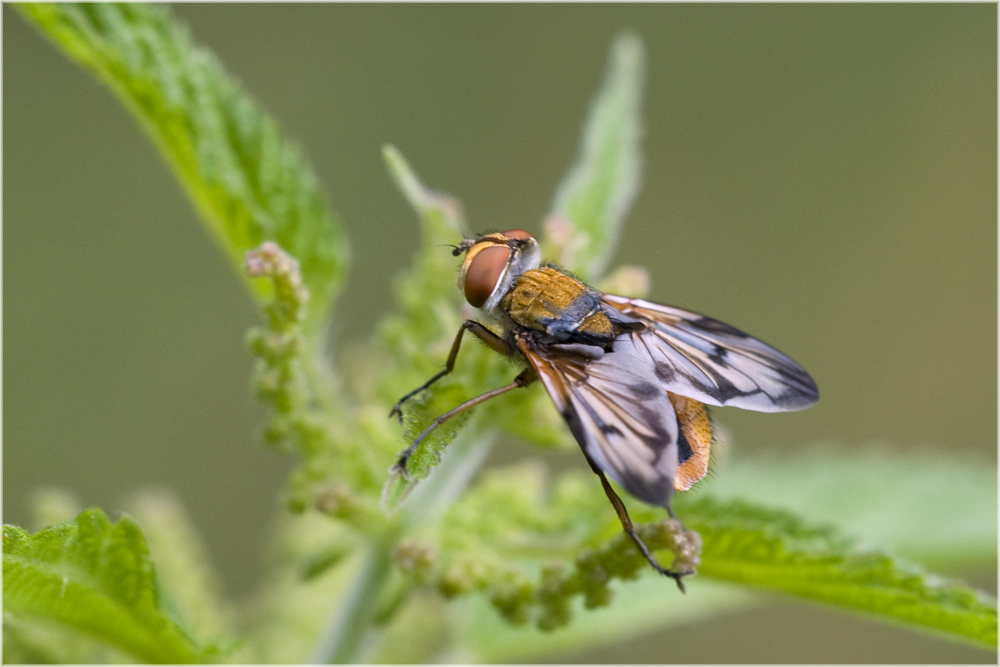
602;294;819;412
517;332;679;508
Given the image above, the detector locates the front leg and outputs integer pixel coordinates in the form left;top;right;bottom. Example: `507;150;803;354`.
392;367;537;478
389;320;512;422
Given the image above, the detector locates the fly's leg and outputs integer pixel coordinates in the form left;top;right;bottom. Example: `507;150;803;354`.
391;367;537;478
585;456;691;592
389;320;512;422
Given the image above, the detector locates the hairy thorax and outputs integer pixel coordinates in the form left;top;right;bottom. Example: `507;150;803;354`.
500;267;617;343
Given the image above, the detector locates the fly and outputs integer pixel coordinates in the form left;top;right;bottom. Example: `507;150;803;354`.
390;229;819;589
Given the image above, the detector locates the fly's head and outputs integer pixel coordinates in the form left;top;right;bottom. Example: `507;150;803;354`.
456;229;541;316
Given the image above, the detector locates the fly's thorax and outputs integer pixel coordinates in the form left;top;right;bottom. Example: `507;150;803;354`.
458;229;541;316
501;266;617;342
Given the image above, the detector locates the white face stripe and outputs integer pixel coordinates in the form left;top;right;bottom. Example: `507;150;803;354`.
481;235;541;315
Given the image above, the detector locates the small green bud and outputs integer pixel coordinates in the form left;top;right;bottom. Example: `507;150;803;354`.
394;540;436;581
491;588;532;626
315;483;358;520
438;565;472;598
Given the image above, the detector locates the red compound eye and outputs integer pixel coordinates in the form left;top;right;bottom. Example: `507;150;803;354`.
502;229;533;241
464;245;510;307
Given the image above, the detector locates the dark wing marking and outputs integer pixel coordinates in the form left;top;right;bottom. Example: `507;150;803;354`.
517;332;679;508
602;294;819;412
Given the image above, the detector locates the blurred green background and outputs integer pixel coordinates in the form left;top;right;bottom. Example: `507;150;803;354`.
4;4;995;663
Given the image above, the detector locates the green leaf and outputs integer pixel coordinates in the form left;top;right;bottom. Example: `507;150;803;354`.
686;495;997;649
16;3;347;334
694;447;998;569
548;31;645;279
127;489;234;646
3;509;217;663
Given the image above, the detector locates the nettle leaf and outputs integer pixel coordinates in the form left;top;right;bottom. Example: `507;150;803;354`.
547;31;645;279
17;3;347;334
694;447;998;569
686;495;997;649
127;489;234;646
3;509;217;663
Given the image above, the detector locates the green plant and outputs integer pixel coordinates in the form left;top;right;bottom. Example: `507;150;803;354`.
5;3;996;663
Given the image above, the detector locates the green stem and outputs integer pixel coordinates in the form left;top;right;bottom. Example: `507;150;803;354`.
311;541;396;664
310;429;496;663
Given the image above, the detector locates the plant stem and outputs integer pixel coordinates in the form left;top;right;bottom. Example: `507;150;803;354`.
310;540;395;664
310;428;496;663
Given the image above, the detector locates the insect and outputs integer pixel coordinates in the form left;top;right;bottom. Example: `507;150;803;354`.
390;229;819;588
